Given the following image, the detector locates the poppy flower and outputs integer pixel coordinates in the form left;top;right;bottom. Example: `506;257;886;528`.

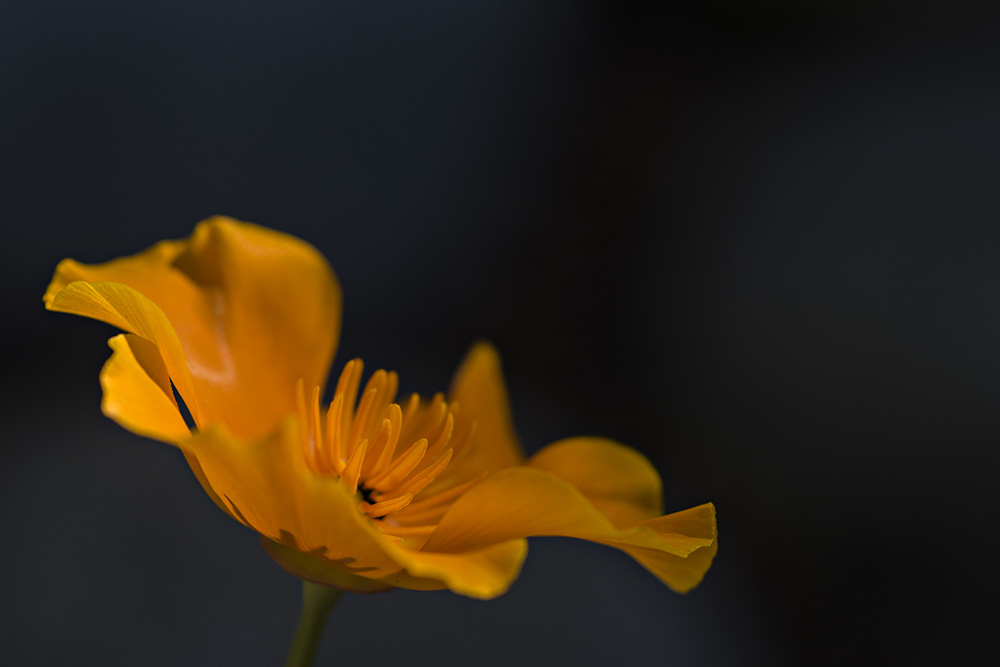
44;216;716;600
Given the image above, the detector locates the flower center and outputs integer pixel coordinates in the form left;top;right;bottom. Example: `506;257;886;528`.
296;359;481;545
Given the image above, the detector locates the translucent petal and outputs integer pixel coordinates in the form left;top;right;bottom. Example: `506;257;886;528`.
528;437;663;526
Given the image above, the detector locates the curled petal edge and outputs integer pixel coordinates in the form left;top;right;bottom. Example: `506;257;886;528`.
425;466;717;593
47;280;203;423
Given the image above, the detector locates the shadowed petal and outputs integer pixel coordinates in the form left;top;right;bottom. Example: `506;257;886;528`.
260;538;398;594
528;437;663;526
424;467;716;593
45;216;341;438
263;535;528;600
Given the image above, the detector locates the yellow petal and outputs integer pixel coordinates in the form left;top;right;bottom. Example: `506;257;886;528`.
45;216;341;438
628;504;719;593
100;334;190;442
423;467;716;593
527;437;663;526
100;333;242;524
381;538;528;600
178;418;406;579
259;537;397;594
444;342;524;480
46;280;202;423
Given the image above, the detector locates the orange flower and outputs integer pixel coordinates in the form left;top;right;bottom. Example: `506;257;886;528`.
44;216;716;599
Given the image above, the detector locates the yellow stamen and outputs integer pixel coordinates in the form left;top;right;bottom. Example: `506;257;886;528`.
424;412;454;462
334;359;363;446
310;361;474;525
349;386;379;457
352;370;397;449
393;472;488;525
295;378;316;471
339;439;367;495
359;493;413;518
325;393;345;474
361;417;392;479
382;370;399;418
389;449;454;499
399;393;444;446
309;385;331;474
368;438;427;492
400;392;420;426
363;403;402;480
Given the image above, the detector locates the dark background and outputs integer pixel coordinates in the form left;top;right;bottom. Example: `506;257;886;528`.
2;1;997;665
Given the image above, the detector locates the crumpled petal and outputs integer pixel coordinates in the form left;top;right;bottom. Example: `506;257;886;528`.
626;503;719;593
443;342;525;482
44;216;341;438
423;466;716;593
528;437;663;526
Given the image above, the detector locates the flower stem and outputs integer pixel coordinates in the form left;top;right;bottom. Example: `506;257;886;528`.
284;581;345;667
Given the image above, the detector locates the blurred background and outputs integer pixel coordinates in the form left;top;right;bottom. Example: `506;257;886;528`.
2;1;997;664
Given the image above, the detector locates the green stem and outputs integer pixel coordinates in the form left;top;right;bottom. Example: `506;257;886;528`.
284;581;345;667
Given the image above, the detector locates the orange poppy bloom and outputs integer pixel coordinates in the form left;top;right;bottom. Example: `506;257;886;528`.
44;216;716;599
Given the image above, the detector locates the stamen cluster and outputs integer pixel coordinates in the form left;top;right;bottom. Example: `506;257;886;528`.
295;360;480;546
